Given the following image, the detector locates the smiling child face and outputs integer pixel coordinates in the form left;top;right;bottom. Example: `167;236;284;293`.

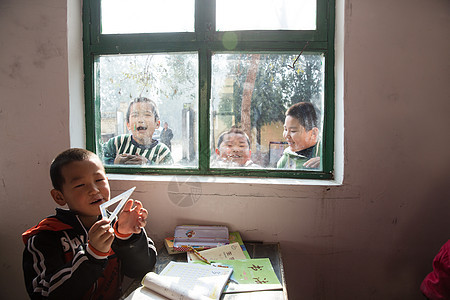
52;156;110;225
283;115;318;152
127;102;160;145
216;133;251;166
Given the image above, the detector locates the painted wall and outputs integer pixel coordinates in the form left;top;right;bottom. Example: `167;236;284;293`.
1;0;449;299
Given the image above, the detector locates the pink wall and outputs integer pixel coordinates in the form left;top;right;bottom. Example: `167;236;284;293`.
1;0;449;299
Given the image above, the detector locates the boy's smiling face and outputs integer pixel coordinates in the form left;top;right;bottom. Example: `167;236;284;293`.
283;115;318;152
216;133;251;166
51;156;110;225
127;102;160;145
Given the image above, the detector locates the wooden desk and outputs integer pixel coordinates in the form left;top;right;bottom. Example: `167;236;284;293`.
122;242;288;299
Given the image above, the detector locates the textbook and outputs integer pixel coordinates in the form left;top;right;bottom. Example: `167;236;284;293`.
125;261;233;300
212;258;282;294
165;231;247;256
187;242;248;263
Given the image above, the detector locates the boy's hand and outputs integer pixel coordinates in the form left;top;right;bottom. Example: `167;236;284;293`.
114;154;130;164
303;157;321;169
116;199;148;235
114;154;148;165
88;219;115;253
124;154;148;165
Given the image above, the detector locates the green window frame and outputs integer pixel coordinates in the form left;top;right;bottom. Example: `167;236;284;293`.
82;0;335;180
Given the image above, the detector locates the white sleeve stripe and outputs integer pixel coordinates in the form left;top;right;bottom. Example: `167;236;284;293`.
28;236;46;291
27;236;44;275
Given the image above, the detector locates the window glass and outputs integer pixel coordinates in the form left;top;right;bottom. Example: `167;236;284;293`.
96;53;198;168
85;0;335;179
216;0;316;31
101;0;195;34
210;53;324;170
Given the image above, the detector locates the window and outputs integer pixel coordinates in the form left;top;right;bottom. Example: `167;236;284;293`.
83;0;335;179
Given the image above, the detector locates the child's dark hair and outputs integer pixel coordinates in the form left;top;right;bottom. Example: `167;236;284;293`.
286;102;320;131
217;126;250;148
50;148;99;191
126;97;160;123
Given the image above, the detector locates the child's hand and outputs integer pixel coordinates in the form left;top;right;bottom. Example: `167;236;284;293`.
303;157;321;168
123;154;148;165
88;219;115;253
114;154;135;164
114;154;148;165
116;199;148;235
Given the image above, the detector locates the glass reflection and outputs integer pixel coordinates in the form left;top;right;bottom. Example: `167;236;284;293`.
96;53;198;168
211;53;324;170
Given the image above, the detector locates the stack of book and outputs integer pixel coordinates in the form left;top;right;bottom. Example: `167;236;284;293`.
126;226;283;299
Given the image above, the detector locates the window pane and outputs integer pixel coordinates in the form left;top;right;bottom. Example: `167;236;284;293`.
211;53;324;171
96;53;198;168
216;0;316;31
101;0;195;34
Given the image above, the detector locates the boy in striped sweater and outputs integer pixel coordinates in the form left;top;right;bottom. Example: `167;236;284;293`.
103;97;173;165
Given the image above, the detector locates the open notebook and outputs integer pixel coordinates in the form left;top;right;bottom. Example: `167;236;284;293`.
125;261;233;300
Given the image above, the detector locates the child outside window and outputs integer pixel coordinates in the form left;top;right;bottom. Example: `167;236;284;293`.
212;127;260;168
277;102;321;170
22;148;157;299
103;97;173;165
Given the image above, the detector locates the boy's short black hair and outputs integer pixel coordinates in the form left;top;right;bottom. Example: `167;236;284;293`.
50;148;99;191
286;102;320;131
126;97;160;123
217;126;250;149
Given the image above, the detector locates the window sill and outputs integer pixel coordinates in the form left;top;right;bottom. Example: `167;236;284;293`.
107;173;343;186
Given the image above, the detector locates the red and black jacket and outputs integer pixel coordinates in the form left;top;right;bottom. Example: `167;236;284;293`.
22;208;157;299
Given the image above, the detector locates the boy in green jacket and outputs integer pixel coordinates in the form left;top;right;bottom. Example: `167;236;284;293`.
277;102;321;170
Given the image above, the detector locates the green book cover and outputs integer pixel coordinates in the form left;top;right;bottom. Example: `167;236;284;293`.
212;258;280;285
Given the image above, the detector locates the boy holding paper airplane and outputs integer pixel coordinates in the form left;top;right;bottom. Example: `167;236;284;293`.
22;148;157;299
